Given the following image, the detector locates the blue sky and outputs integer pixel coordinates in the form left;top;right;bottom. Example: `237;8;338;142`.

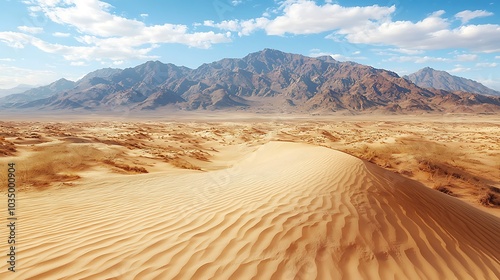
0;0;499;90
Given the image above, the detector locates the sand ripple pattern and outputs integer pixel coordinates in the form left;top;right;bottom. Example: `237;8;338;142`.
1;142;499;279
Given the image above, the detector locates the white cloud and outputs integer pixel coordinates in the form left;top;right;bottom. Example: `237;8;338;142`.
0;32;33;48
0;64;58;89
0;58;15;62
309;49;366;61
476;62;498;67
455;54;478;61
204;20;240;32
265;2;395;35
140;13;148;18
0;32;158;61
309;50;343;59
374;51;395;56
1;0;232;63
455;10;494;24
70;61;87;66
52;32;70;37
205;2;394;37
388;48;425;55
231;0;243;6
388;56;450;63
206;2;500;53
342;14;500;53
113;60;124;65
496;56;500;59
477;78;500;91
204;18;270;36
17;25;43;34
449;67;471;73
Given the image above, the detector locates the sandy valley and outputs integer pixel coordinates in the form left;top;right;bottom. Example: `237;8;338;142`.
0;113;499;279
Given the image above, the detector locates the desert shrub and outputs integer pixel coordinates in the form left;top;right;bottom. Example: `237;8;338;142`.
168;157;201;170
489;186;500;193
102;159;148;173
0;144;106;190
479;192;500;206
434;185;455;196
0;137;16;156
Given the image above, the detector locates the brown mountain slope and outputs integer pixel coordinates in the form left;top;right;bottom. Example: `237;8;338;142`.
404;67;500;96
5;49;500;113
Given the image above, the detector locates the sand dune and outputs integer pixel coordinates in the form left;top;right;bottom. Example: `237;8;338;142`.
1;142;499;279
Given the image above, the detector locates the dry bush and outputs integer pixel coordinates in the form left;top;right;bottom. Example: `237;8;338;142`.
489;186;500;193
168;157;201;170
26;133;41;139
351;145;377;162
102;159;148;173
350;137;463;173
479;192;500;206
321;130;339;142
0;137;16;156
348;145;393;168
0;144;107;190
185;150;211;161
433;185;456;196
343;136;498;207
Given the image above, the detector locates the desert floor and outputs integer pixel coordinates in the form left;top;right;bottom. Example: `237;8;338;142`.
0;113;499;279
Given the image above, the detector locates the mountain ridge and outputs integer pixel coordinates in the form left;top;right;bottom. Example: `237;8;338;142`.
2;49;500;113
404;67;500;97
0;84;34;98
0;78;76;107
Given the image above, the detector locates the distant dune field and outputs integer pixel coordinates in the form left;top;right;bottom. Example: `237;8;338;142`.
0;115;499;279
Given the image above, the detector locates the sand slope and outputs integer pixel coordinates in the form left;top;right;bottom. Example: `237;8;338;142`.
1;142;499;279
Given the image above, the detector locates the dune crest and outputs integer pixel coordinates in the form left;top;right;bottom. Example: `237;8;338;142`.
1;142;499;279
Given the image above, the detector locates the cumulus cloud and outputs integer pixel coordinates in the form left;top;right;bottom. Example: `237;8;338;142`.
388;48;425;55
206;1;500;53
477;78;500;91
342;10;499;53
455;54;478;61
455;10;494;24
0;0;231;63
17;25;43;34
264;2;395;35
449;67;471;73
309;49;366;62
0;64;58;89
204;18;270;36
70;61;87;66
388;56;450;63
0;32;33;48
52;32;70;37
204;2;394;36
476;62;498;67
340;13;500;53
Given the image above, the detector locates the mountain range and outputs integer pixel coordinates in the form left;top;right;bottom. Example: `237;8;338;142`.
0;84;34;98
1;49;499;113
404;67;500;97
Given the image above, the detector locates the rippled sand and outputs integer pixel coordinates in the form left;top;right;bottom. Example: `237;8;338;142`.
0;142;498;279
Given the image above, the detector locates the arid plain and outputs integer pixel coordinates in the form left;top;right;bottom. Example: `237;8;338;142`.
0;113;499;279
